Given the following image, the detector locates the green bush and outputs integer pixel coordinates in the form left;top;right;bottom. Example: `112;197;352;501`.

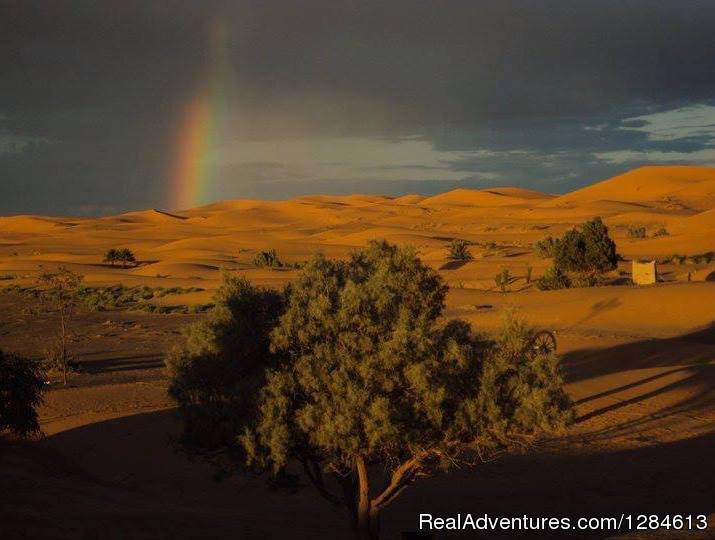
536;266;571;290
0;350;45;437
653;227;669;237
570;272;603;288
447;239;473;260
553;217;617;274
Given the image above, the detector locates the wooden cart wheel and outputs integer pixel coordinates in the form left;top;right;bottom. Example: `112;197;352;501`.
530;330;557;356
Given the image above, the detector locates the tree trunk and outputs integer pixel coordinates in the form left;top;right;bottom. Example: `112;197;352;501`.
355;457;380;539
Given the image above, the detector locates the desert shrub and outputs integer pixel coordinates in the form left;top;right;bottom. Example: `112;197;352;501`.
495;268;510;292
166;273;285;451
554;217;617;274
79;284;156;311
570;272;603;288
253;248;283;268
536;266;571;290
689;251;715;265
627;226;646;239
653;227;669;237
534;236;558;258
447;239;473;260
0;350;45;437
0;274;16;281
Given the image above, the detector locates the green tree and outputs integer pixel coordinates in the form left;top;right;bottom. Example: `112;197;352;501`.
582;217;618;272
117;248;136;268
37;267;83;385
554;217;617;274
103;248;120;266
0;350;45;437
242;241;572;539
166;273;284;451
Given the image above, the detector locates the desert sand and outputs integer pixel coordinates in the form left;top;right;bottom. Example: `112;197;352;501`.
1;165;714;538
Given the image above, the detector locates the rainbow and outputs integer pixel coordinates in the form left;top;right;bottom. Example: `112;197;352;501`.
171;19;230;210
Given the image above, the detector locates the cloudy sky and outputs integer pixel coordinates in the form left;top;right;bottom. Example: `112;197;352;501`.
2;0;715;215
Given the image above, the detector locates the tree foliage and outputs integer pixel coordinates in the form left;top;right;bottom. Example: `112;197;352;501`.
0;350;45;437
103;248;136;267
166;273;285;451
552;217;617;274
241;241;572;538
166;242;572;539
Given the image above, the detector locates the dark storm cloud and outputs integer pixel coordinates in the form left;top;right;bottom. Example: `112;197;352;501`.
2;0;715;214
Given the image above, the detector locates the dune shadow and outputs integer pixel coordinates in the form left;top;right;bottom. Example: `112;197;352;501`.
439;260;471;271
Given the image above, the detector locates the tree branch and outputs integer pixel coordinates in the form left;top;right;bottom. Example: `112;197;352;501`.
371;454;425;510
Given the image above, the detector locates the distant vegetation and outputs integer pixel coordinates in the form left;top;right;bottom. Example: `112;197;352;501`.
253;248;284;268
37;267;84;385
627;226;646;239
0;350;45;437
167;241;573;539
103;248;137;268
536;217;618;290
534;236;558;258
660;251;715;266
495;268;510;292
80;284;204;312
653;227;669;237
447;239;473;260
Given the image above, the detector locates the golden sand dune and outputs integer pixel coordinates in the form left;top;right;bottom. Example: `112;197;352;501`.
421;187;540;207
551;165;715;211
1;165;714;294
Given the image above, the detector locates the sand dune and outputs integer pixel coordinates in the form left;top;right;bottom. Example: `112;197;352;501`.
552;165;715;211
1;165;714;292
421;187;541;207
